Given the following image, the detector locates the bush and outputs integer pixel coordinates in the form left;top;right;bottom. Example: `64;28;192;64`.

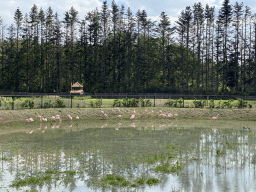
193;99;205;108
145;99;152;107
209;99;214;108
139;98;145;107
113;99;122;107
139;98;152;107
237;98;247;108
177;98;183;108
21;99;34;109
164;99;175;107
55;99;66;108
90;99;101;108
164;99;178;107
43;100;53;108
122;97;137;107
221;99;233;108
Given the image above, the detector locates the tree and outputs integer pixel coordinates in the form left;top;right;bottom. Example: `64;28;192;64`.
219;0;232;92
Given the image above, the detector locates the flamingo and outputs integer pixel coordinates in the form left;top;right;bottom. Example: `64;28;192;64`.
144;109;148;113
130;114;135;120
104;113;108;118
167;113;173;118
67;115;72;120
151;110;154;117
50;116;56;121
211;114;219;120
26;118;34;122
115;107;120;112
76;116;79;120
117;115;122;118
101;110;104;114
42;118;47;122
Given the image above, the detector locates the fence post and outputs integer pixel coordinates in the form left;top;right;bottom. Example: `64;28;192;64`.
12;97;14;110
154;95;155;107
41;96;43;108
207;96;209;106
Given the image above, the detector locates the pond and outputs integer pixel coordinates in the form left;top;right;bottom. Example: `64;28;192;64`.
0;119;256;192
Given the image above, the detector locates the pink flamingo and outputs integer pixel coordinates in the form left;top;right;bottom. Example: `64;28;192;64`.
130;114;135;120
67;114;72;120
115;107;120;112
144;109;148;113
211;114;219;120
42;118;47;122
26;118;34;122
117;115;122;118
50;116;56;121
76;116;79;120
104;113;108;118
167;113;173;118
101;110;104;114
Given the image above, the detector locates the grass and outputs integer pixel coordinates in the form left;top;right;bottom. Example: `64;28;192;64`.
146;178;160;185
11;176;52;187
99;174;161;188
154;161;184;173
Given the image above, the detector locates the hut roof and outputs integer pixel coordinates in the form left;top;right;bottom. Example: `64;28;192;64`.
71;82;83;87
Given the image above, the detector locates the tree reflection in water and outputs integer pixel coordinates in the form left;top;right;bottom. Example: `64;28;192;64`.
0;119;256;191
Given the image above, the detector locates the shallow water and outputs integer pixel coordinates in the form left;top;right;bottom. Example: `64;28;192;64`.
0;119;256;192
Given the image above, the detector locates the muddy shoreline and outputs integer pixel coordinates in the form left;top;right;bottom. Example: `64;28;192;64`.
0;107;255;126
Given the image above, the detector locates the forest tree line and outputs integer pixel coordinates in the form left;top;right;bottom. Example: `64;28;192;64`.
0;0;256;94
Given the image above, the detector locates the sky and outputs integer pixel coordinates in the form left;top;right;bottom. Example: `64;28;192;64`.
0;0;256;27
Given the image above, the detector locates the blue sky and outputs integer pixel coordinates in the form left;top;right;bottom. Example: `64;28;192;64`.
0;0;256;26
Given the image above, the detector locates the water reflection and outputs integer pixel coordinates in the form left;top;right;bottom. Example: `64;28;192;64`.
0;119;256;191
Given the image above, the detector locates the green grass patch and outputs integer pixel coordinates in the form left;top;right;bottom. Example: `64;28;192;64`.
10;176;52;187
154;161;184;173
136;177;146;185
146;178;160;185
101;174;129;187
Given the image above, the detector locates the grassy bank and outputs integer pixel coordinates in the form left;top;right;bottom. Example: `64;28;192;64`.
0;107;255;126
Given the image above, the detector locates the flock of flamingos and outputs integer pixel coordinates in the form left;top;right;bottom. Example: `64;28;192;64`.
23;108;223;134
25;107;220;123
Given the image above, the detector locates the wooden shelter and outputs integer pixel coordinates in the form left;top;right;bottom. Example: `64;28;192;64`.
70;82;84;94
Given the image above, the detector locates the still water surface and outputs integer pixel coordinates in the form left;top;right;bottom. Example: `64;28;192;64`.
0;119;256;192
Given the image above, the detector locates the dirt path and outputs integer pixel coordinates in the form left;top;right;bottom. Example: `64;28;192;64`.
0;107;255;125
